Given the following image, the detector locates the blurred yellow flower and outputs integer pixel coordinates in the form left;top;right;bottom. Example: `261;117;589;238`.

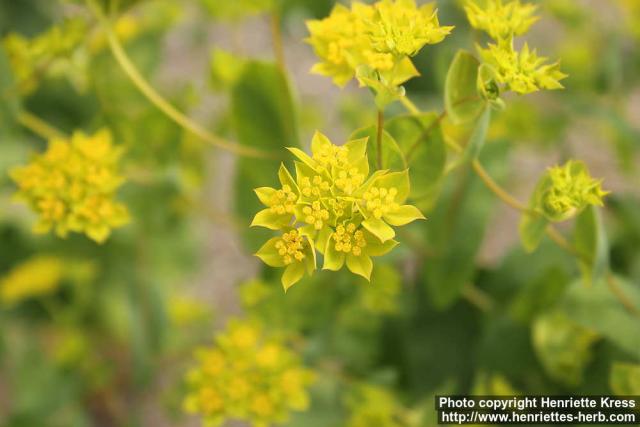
183;320;315;427
346;384;412;427
0;256;64;306
10;129;130;243
306;0;452;88
464;0;538;43
2;19;87;94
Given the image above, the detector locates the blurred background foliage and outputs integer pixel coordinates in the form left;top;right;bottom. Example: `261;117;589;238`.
0;0;639;426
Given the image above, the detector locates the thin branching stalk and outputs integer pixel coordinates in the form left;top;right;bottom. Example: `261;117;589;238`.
86;0;273;159
17;111;68;140
376;110;384;169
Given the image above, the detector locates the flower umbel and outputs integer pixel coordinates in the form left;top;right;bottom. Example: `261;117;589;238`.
183;320;315;427
541;160;608;221
10;129;130;243
306;0;452;89
252;131;424;290
464;0;539;43
463;0;567;95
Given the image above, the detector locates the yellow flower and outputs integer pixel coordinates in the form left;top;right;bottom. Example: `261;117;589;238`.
306;1;452;88
183;319;315;427
367;0;454;57
478;43;567;94
346;384;410;427
464;0;538;43
0;256;64;306
2;19;87;94
10;129;130;243
541;160;608;220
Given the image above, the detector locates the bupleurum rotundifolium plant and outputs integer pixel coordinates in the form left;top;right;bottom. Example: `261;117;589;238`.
252;132;425;290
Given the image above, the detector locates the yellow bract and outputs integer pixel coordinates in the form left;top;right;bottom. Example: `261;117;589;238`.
0;256;64;306
10;129;130;243
306;0;452;87
183;320;315;427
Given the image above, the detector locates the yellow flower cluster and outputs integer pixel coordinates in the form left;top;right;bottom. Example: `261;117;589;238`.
3;19;87;95
464;0;567;94
252;132;425;290
541;160;608;221
306;0;453;87
10;129;130;243
0;256;64;307
183;320;315;427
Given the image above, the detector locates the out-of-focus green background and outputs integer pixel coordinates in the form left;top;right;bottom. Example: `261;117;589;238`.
0;0;639;426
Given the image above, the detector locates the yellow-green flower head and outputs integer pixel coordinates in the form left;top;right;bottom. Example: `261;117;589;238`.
183;320;315;427
541;160;609;221
252;131;424;290
464;0;539;43
367;0;454;57
0;256;64;307
10;129;130;243
2;19;87;95
478;43;567;94
306;1;452;88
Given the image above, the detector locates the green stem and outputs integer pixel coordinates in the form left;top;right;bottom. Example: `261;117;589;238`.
376;110;384;169
270;12;286;71
17;111;68;140
87;0;273;159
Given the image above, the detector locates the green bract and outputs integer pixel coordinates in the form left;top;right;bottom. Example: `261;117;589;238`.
252;131;425;290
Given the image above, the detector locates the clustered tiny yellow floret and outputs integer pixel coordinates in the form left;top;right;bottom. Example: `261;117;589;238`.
464;0;567;95
183;320;315;427
306;0;453;87
252;132;425;290
10;129;129;243
541;160;608;220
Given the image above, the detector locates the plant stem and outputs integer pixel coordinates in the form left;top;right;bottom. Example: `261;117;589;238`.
471;160;529;212
87;0;273;159
17;111;68;140
270;12;286;71
461;283;494;313
399;96;420;115
376;110;384;169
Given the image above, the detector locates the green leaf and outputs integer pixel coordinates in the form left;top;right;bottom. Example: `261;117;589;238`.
532;310;599;387
461;107;490;162
385;112;447;211
610;363;640;395
346;253;373;281
519;212;548;253
574;206;609;285
422;141;507;308
350;126;406;172
282;262;305;292
444;50;486;124
384;205;425;226
362;217;396;243
232;61;298;251
562;277;640;360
